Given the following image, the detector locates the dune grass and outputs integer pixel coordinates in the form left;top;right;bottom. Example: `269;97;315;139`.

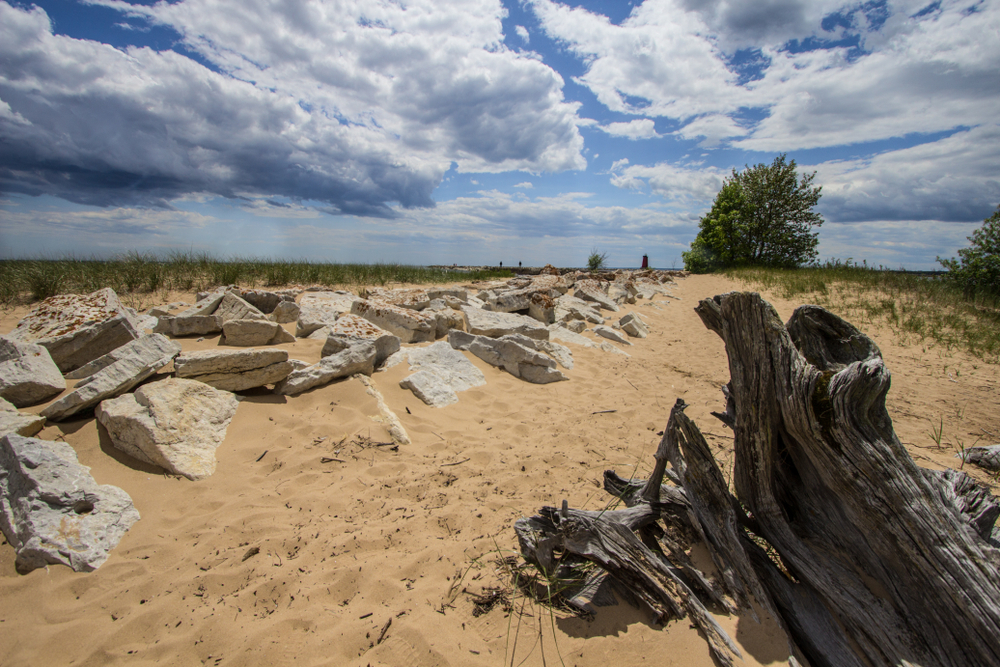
0;252;512;308
726;260;1000;361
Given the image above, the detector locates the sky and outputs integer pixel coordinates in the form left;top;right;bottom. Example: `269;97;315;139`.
1;0;998;269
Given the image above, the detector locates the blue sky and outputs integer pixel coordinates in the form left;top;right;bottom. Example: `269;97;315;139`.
1;0;998;269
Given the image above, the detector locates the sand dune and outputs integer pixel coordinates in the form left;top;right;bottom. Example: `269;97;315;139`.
1;273;997;666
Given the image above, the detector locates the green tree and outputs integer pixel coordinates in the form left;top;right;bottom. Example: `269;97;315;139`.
587;248;609;271
683;154;823;272
938;204;1000;299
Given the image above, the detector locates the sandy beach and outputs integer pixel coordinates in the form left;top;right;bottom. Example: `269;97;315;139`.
2;273;997;667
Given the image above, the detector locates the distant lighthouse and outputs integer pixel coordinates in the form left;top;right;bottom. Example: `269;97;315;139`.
641;254;648;269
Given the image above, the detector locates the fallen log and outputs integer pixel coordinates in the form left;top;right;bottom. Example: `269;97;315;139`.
514;292;1000;667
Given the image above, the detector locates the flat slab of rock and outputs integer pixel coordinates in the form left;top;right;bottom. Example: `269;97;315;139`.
0;397;45;438
7;288;141;372
351;300;436;343
40;334;181;422
547;325;596;348
274;343;377;396
96;378;239;480
0;337;65;407
460;306;549;340
593;325;633;346
0;434;140;572
174;348;292;391
399;341;486;407
449;331;567;384
222;319;295;346
296;292;360;337
321;315;401;367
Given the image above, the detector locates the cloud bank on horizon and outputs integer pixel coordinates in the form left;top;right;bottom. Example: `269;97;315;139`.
1;0;998;268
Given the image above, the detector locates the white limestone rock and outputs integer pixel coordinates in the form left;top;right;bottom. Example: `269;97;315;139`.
222;319;295;346
215;292;268;323
449;331;567;384
528;292;556;324
296;291;359;337
0;397;45;438
351;299;435;343
574;280;620;312
274;343;377;396
270;300;300;324
593;325;633;346
399;341;486;407
96;378;238;481
0;337;65;407
40;334;181;422
619;312;649;338
320;314;401;367
239;289;299;314
598;341;631;357
460;306;549;340
174;348;292;391
366;288;431;311
554;295;604;324
7;288;141;372
0;434;140;572
425;301;467;338
153;291;226;337
547;324;596;348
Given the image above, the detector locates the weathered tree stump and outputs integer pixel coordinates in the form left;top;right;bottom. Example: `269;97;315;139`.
515;292;1000;667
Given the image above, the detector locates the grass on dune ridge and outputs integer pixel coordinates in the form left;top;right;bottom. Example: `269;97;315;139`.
0;252;512;309
726;260;1000;361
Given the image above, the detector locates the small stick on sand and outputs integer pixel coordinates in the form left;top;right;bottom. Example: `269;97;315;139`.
440;458;470;467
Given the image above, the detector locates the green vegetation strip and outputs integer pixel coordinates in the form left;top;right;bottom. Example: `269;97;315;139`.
727;261;1000;361
0;252;512;307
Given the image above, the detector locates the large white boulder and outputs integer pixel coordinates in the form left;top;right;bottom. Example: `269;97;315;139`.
274;343;377;396
554;295;604;324
399;341;487;407
40;334;181;422
96;378;239;481
351;299;436;343
296;291;359;337
320;314;401;367
449;331;567;384
222;319;296;346
174;348;293;391
7;288;141;372
0;434;140;572
0;337;65;407
460;306;549;340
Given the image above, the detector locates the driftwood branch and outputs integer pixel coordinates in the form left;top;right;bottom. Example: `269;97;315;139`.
514;291;1000;667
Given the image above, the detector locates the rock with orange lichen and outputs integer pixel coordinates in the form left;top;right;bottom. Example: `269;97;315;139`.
6;288;140;373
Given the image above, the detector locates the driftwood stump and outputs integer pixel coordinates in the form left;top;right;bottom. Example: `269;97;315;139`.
515;292;1000;667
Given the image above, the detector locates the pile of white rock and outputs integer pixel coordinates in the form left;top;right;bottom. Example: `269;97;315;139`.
0;267;682;572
